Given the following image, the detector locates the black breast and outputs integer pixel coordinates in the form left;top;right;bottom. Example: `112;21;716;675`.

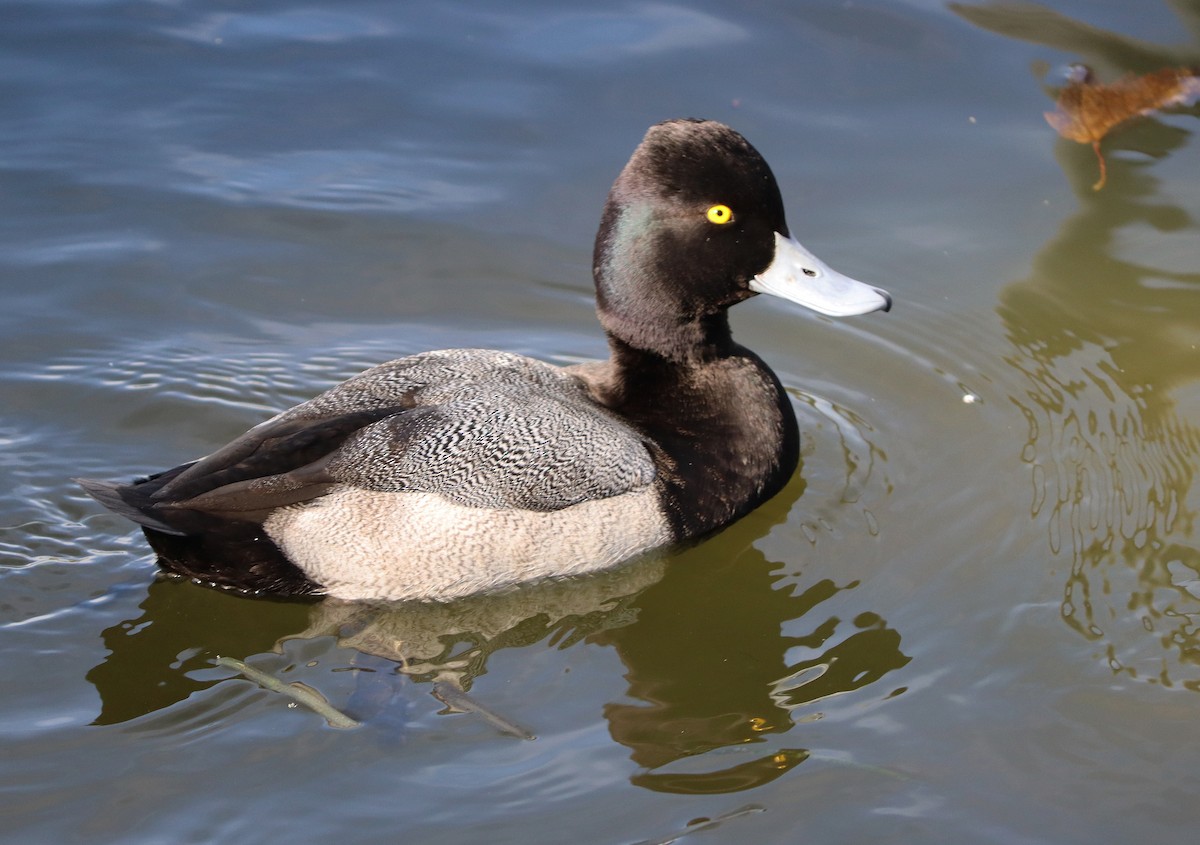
586;342;800;541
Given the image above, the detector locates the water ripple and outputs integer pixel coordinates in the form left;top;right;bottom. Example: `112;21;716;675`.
166;146;504;213
164;9;396;46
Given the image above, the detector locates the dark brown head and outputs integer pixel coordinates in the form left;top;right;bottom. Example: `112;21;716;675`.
593;119;890;359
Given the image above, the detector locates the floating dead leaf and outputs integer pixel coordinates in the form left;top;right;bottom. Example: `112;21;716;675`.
1044;65;1200;190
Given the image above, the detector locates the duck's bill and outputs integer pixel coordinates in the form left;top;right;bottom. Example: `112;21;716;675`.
750;233;891;317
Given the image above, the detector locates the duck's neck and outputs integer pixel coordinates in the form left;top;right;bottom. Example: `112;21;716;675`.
590;313;735;413
597;303;736;365
588;320;800;539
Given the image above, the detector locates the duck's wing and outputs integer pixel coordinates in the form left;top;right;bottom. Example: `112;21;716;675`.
77;405;410;533
79;350;657;532
319;388;658;512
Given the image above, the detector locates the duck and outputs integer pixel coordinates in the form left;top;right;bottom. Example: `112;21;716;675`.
78;119;891;602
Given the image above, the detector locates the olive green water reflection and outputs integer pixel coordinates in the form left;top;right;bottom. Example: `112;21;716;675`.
88;474;909;794
960;1;1200;688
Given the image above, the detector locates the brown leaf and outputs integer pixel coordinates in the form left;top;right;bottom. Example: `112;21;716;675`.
1044;66;1200;190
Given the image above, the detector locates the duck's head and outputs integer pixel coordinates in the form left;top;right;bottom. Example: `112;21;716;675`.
593;119;891;359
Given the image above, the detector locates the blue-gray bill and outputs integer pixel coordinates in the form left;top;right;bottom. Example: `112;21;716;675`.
750;232;892;317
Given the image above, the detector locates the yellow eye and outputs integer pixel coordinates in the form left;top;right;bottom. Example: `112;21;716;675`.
706;204;733;225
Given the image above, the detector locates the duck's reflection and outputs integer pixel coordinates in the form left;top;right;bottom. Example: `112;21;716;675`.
597;517;908;793
957;1;1200;687
89;463;908;793
87;554;664;729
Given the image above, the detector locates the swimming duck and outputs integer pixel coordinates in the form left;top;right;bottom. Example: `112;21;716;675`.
78;119;891;602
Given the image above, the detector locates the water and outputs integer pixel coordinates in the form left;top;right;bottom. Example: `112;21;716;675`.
3;1;1200;842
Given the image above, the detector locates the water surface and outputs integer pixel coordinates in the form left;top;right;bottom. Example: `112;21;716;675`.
3;1;1200;843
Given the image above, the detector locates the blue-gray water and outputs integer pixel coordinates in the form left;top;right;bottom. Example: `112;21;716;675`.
3;1;1200;843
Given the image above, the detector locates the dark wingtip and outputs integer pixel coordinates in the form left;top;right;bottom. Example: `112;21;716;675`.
75;477;187;536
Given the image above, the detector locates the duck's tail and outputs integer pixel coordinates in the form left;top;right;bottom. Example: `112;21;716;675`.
75;477;186;535
76;475;322;597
